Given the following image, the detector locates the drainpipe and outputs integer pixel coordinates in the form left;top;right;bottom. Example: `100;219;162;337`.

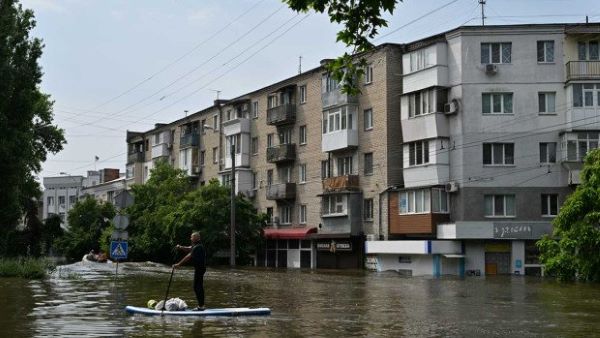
378;188;387;240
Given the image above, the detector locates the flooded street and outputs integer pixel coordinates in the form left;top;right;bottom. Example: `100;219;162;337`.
1;262;600;337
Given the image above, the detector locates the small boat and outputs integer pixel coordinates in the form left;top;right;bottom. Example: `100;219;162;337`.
125;305;271;317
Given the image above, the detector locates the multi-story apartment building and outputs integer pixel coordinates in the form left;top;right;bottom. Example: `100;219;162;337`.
367;23;600;277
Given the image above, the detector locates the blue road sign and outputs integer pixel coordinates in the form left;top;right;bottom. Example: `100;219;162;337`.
110;240;128;260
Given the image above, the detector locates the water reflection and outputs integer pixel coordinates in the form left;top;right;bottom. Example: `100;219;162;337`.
1;262;600;337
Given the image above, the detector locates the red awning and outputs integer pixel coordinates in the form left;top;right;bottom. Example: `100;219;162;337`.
263;227;317;239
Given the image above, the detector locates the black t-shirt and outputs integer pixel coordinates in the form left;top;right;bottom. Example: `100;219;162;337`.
191;243;206;269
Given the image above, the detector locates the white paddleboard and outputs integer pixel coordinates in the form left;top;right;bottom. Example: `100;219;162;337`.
125;305;271;316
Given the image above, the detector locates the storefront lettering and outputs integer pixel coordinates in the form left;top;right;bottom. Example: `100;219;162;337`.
316;240;352;252
493;223;533;238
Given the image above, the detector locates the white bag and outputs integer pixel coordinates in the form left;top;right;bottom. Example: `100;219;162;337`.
155;297;188;311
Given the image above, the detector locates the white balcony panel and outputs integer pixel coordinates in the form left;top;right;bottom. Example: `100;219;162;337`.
223;118;250;136
322;129;358;152
567;107;600;130
403;164;449;188
366;240;461;255
224;153;250;169
401;113;449;143
151;143;169;159
403;66;449;94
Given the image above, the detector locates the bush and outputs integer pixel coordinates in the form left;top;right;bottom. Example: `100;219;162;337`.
0;257;55;279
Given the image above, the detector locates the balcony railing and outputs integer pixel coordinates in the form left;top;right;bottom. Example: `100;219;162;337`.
266;183;296;200
566;61;600;81
267;104;296;125
266;144;296;163
127;152;144;163
322;175;360;192
180;133;200;148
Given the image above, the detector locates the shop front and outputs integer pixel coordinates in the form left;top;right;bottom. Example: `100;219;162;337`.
313;234;364;269
258;227;317;268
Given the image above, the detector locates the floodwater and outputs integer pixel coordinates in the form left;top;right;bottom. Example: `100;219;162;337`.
1;262;600;337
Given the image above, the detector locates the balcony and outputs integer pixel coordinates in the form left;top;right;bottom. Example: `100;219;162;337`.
151;143;170;159
223;117;250;136
401;113;449;143
321;90;358;109
566;61;600;81
127;151;144;163
267;104;296;125
266;144;296;163
180;133;200;148
322;129;358;152
322;175;359;192
266;183;296;200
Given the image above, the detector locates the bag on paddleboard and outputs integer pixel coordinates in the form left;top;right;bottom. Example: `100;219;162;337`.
154;297;188;311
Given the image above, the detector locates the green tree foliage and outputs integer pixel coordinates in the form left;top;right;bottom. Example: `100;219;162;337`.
41;214;63;255
538;149;600;281
127;162;266;264
55;196;115;261
0;0;66;230
284;0;400;95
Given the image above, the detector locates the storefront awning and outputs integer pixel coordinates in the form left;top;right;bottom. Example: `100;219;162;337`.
263;227;317;239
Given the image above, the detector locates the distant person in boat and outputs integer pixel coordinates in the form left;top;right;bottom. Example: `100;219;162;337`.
173;231;206;311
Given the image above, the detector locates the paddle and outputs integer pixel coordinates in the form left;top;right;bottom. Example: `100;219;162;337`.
161;266;175;315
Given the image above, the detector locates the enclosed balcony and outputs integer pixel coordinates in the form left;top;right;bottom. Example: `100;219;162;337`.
180;133;200;148
266;183;296;200
267;104;296;125
322;129;358;152
151;143;170;159
566;61;600;81
266;144;296;163
127;151;144;163
223;117;250;136
322;175;359;192
321;90;358;109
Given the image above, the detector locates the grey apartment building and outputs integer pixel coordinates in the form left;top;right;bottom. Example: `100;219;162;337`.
126;23;600;275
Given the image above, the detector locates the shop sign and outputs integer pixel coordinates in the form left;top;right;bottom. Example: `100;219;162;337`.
493;223;533;239
316;240;352;252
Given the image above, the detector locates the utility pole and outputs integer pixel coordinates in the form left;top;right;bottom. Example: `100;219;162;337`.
230;144;236;267
479;0;486;26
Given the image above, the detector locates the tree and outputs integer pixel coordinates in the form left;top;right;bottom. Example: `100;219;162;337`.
284;0;400;95
0;0;66;230
55;196;115;261
537;149;600;282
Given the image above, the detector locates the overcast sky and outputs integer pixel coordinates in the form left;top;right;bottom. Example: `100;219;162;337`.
22;0;599;181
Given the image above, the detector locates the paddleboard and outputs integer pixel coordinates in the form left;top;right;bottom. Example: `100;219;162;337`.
125;305;271;317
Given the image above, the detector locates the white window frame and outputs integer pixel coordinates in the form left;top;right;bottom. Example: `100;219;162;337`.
212;147;218;164
252;172;258;190
299;164;307;183
409;49;429;73
363;198;373;220
280;205;292;225
252;137;259;155
481;42;512;64
539;142;557;164
252;101;259;118
484;194;516;217
578;41;600;61
408;140;429;166
213;114;219;131
573;83;600;108
267;133;274;148
538;92;556;114
482;93;513;114
364;108;373;130
431;188;449;213
541;194;558;217
483;143;514;166
337;156;354;176
323;194;347;216
364;153;373;176
322;106;354;134
299;85;307;104
408;89;436;117
399;189;431;214
299;204;307;224
365;64;373;84
537;40;555;63
299;125;307;145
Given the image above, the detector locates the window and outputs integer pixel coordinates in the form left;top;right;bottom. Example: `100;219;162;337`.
212;147;218;164
252;172;258;190
126;165;135;178
154;133;160;145
322;106;354;134
281;166;293;183
299;205;307;224
69;195;77;204
485;195;516;217
222;173;231;187
252;137;259;155
565;132;600;161
365;64;373;84
323;195;346;215
399;189;431;214
267;169;273;186
267;133;274;148
541;194;558;216
200;150;205;166
299;164;307;183
337;156;353;175
482;93;513;114
267;95;278;109
364;199;373;220
266;207;274;223
408;140;429;166
323;74;339;93
299;125;307;145
409;49;430;72
226;109;232;121
539;142;557;164
573;83;600;108
578;41;600;60
364;153;373;176
250;101;257;119
280;205;292;224
58;196;65;205
481;42;512;64
537;41;554;63
213;114;219;130
227;134;241;154
299;85;307;103
364;108;373;130
321;160;329;179
47;196;54;206
279;129;292;144
483;143;514;165
538;92;556;113
201;119;206;133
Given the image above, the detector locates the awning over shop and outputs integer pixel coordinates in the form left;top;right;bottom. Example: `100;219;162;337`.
263;227;317;239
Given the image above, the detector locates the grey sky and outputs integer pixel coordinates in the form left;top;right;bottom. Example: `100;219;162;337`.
22;0;599;180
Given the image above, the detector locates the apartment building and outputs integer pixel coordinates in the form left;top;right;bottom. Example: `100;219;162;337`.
366;23;600;277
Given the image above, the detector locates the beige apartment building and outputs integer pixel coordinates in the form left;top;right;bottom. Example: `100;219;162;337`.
125;43;403;269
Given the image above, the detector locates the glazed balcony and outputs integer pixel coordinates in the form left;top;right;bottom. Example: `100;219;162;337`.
267;104;296;125
180;133;200;148
266;144;296;163
322;175;359;192
266;183;296;200
127;151;144;163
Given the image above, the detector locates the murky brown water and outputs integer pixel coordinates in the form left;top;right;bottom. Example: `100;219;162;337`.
1;262;599;337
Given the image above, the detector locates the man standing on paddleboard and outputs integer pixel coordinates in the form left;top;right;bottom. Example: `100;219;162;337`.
173;231;206;311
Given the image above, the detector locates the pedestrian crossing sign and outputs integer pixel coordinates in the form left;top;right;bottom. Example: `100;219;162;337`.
110;240;128;260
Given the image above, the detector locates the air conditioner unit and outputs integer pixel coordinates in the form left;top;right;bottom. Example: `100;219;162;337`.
445;181;459;193
444;99;461;115
485;64;497;75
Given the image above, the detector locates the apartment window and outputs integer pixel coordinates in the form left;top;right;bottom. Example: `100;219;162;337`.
431;188;449;213
537;41;554;63
408;140;429;166
323;195;346;215
566;132;600;161
252;137;259;155
154;133;160;145
280;205;292;224
541;194;558;216
364;108;373;130
483;143;514;165
299;85;307;104
322;106;354;134
47;196;54;206
399;189;431;214
364;153;373;176
226;109;232;121
299;205;307;224
58;196;65;205
252;101;259;118
323;74;339;93
226;134;241;154
212;147;218;164
299;125;307;145
200;150;205;166
573;83;600;107
267;133;274;148
69;195;77;204
365;64;373;84
578;41;599;60
266;207;274;224
222;173;231;187
538;92;556;114
267;169;273;186
321;160;329;179
409;49;429;72
337;156;354;176
485;194;516;217
213;114;219;130
279;129;292;144
364;199;374;220
282;166;293;183
267;95;278;109
201;119;206;133
299;164;307;183
481;42;512;64
482;93;513;114
539;142;557;164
